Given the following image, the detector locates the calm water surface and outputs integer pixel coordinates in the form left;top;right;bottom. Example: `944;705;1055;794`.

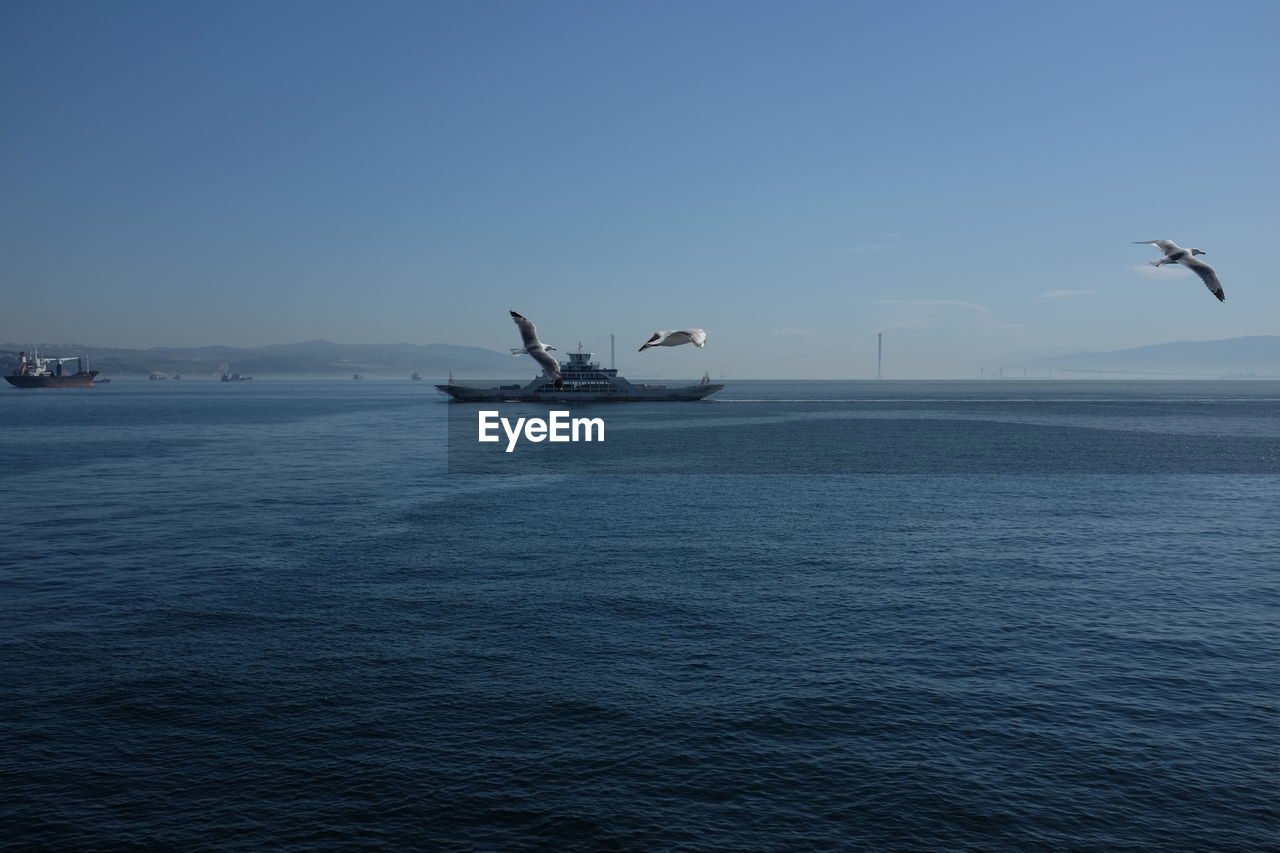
2;380;1277;850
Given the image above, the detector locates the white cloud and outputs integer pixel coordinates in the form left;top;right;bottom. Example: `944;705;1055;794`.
1134;263;1191;280
1039;289;1093;299
887;299;993;317
880;297;1029;340
880;299;1005;334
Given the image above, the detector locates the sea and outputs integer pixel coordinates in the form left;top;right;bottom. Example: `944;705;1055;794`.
2;379;1277;851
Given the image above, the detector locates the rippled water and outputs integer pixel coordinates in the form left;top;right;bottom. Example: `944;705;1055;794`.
2;380;1277;850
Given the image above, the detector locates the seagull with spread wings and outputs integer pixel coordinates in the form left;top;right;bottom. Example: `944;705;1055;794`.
510;310;562;387
1134;240;1226;302
638;329;708;352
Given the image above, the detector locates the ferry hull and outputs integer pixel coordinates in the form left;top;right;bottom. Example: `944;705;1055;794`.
5;372;98;388
436;346;724;402
436;383;724;402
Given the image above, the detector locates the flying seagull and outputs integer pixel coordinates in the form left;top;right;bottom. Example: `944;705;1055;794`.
1134;240;1225;302
510;310;562;387
638;329;708;352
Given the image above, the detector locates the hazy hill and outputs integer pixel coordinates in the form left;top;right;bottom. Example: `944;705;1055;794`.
0;340;520;379
6;335;1278;379
1017;335;1280;377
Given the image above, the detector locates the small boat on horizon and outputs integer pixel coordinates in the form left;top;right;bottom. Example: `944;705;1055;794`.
219;363;252;381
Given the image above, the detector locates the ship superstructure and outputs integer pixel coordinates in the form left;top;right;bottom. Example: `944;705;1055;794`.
436;349;723;402
5;348;99;388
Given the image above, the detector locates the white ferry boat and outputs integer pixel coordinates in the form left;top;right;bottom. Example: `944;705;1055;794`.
436;349;724;402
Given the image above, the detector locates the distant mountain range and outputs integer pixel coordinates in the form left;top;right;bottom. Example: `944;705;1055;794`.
0;340;520;379
1013;335;1280;377
3;335;1277;379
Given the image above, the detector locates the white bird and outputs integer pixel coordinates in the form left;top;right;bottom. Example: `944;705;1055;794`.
638;329;708;352
1134;240;1225;302
510;310;562;387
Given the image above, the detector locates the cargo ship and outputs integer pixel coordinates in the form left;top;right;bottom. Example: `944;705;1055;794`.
5;350;99;388
436;348;724;402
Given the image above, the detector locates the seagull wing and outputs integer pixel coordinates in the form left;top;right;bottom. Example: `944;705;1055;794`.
1181;256;1225;302
510;311;542;351
530;348;562;380
638;331;669;352
510;311;560;381
684;329;707;347
1134;240;1181;256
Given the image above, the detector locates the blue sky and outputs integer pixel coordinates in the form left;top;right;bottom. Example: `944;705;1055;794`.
2;0;1276;377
